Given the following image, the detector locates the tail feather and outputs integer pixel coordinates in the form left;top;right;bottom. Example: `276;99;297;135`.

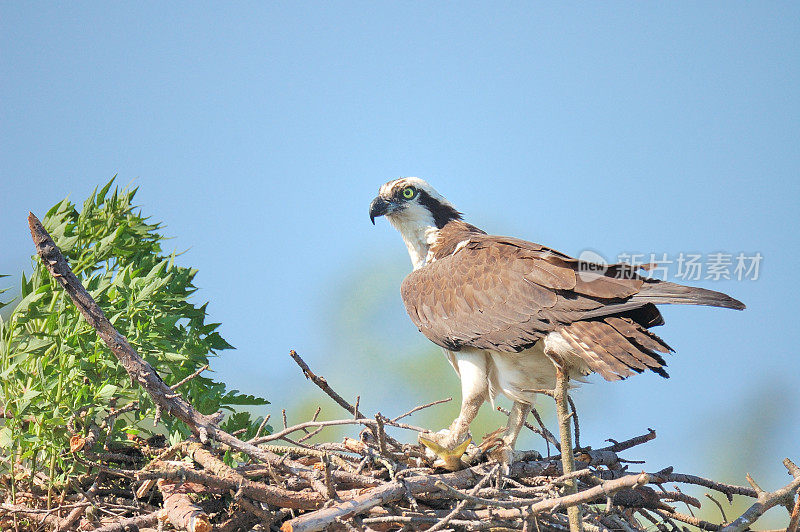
632;281;745;310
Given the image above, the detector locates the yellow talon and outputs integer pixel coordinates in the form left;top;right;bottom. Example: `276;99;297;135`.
418;433;472;471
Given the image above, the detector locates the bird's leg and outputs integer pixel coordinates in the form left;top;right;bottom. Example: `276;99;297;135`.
445;389;486;445
419;352;488;470
419;389;485;470
490;400;531;472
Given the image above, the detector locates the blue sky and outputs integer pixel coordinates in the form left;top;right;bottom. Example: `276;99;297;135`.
2;2;798;519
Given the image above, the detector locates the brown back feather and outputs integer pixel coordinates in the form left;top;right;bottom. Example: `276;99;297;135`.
402;225;740;380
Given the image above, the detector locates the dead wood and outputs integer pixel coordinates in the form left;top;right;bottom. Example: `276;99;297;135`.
157;479;212;532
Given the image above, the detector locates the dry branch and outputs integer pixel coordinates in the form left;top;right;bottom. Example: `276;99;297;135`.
157;479;212;532
90;510;160;532
289;349;365;419
719;458;800;532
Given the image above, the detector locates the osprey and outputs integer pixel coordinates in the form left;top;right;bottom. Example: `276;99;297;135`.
369;177;744;467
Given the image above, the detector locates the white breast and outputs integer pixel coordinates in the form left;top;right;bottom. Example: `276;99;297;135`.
444;332;591;406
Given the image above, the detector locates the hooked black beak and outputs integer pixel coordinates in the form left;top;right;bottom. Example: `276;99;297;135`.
369;196;391;225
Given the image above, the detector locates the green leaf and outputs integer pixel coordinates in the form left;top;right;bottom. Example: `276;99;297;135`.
207;332;234;351
221;390;270;406
97;177;116;205
1;179;269;492
95;383;119;401
21;389;42;402
0;427;13;449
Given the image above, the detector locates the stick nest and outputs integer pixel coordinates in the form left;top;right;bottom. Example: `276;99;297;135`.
3;353;798;532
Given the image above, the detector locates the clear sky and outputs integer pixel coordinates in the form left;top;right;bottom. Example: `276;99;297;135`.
2;2;798;521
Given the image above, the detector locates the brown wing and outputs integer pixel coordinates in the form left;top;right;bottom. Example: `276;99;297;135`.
401;234;741;381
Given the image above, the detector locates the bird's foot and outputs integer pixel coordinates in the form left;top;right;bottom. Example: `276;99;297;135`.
418;429;472;471
479;430;518;477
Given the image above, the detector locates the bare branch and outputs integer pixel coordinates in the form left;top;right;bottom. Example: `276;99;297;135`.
289;350;365;419
719;469;800;532
170;364;209;390
88;510;161;532
392;397;452;422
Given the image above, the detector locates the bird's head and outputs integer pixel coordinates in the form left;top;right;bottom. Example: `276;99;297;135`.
369;177;462;269
369;177;461;229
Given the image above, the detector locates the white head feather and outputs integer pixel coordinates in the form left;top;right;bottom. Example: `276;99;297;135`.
377;177;458;270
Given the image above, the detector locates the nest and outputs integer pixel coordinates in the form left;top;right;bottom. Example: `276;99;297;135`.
1;214;798;532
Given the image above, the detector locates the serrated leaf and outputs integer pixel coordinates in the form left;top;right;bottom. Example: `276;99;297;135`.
207;332;234;350
221;390;270;406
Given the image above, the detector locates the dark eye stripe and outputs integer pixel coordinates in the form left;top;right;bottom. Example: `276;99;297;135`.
416;190;463;228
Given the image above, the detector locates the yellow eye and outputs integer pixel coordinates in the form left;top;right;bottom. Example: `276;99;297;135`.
402;187;416;199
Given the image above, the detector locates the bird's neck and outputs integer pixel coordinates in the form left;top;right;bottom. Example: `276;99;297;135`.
391;220;441;270
393;220;485;269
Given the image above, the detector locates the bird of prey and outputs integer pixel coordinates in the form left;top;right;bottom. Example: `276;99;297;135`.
369;177;744;468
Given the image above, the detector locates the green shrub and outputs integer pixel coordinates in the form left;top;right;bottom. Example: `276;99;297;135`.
0;179;269;492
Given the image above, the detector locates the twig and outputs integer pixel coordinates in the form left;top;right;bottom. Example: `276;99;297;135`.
529;472;651;516
705;492;728;523
654;509;719;531
650;470;757;501
58;473;104;529
428;464;500;532
787;458;800;532
216;509;261;532
0;503;79;528
289;350;366;419
719;463;800;532
362;515;520;530
170;364;209;390
434;473;653;523
252;417;426;446
237;495;279;527
786;458;800;478
434;478;544;508
375;414;388;456
322;453;337;500
287;351;407;451
392;397;452;422
297;426;325;443
567;395;581;450
547;468;596;487
657;489;700;510
281;462;498;532
251;414;272;441
137;462;325;509
531;406;559;453
89;509;161;532
601;429;656;453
